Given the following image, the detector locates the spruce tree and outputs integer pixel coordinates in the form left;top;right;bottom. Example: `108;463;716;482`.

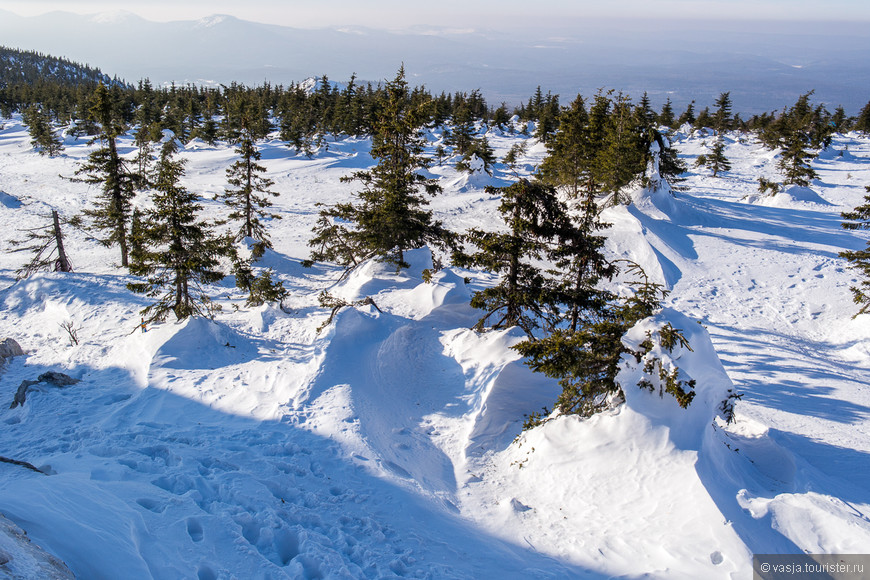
533;91;561;143
635;92;656;131
132;123;158;186
75;83;138;268
217;127;280;249
777;108;819;187
712;92;733;134
456;136;496;175
854;100;870;134
597;93;644;206
831;106;849;134
453;179;573;335
652;130;688;190
23;105;63;156
309;66;450;270
491;103;511;130
694;107;712;130
10;210;76;279
757;93;827;187
448;102;477;157
708;136;731;177
513;263;682;423
502;142;528;177
538;94;595;199
128;208;147;270
127;140;228;323
677;101;696;127
279;87;316;157
552;196;616;333
840;186;870;316
658;98;675;129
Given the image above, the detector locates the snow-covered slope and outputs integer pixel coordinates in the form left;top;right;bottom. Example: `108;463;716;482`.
0;117;869;578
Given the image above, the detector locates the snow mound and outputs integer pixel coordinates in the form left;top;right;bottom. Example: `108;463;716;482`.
331;249;433;303
745;185;832;207
816;147;857;162
151;317;259;371
468;307;748;578
465;154;486;174
619;307;733;450
307;248;559;491
443;327;560;457
183;137;214;150
630;183;693;221
158;129;183;147
443;169;509;193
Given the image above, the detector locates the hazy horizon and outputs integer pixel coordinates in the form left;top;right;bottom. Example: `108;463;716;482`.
3;1;870;30
1;6;868;114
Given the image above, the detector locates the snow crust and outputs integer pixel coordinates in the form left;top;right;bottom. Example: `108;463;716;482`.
1;115;869;578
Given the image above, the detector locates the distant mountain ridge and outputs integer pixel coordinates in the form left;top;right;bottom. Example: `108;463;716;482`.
0;45;119;88
0;9;867;113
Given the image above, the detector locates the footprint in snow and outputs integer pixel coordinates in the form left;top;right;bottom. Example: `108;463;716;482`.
136;498;166;513
187;517;204;542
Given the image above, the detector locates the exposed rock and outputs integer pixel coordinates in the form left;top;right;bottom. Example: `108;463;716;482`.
0;513;74;579
0;339;23;363
9;373;79;409
10;381;39;410
37;372;79;388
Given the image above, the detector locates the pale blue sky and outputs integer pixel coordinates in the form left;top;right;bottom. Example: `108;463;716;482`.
3;0;870;28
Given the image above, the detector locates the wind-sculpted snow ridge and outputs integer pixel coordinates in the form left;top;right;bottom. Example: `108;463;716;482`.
1;115;869;578
304;249;561;503
0;265;587;579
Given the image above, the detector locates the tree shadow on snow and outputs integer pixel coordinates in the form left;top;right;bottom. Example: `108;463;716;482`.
678;193;861;257
710;325;870;425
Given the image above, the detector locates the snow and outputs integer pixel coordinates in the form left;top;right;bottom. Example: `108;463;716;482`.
1;115;869;578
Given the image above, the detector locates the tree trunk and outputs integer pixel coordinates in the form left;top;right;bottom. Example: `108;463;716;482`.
52;210;72;272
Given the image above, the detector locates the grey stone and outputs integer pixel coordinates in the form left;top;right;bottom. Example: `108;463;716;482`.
36;372;79;388
9;373;79;409
0;339;23;363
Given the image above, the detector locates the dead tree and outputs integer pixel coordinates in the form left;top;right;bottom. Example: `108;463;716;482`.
10;210;77;279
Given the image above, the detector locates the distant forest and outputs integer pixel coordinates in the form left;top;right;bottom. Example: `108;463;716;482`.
3;45;870;153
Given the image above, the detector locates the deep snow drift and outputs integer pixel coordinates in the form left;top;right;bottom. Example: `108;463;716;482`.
0;115;869;579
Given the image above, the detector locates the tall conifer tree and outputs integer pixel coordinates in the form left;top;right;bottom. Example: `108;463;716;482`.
598;93;644;205
310;66;449;269
23;105;63;156
659;98;675;129
712;92;733;134
217;127;280;249
454;179;573;335
854;100;870;134
128;140;228;322
75;83;138;267
539;94;595;199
